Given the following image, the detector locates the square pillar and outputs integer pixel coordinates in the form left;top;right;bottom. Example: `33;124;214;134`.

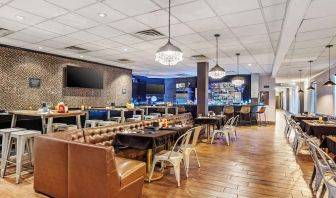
197;62;209;116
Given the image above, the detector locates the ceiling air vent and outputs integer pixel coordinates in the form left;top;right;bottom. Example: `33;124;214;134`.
115;59;134;64
64;46;90;53
191;54;208;62
134;29;165;41
0;28;14;37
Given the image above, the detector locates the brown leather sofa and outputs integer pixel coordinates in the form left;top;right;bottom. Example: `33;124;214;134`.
34;113;193;198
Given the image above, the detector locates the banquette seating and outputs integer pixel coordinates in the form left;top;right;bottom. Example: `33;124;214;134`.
34;113;193;198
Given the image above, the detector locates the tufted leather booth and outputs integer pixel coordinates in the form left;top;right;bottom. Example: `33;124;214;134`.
34;113;193;198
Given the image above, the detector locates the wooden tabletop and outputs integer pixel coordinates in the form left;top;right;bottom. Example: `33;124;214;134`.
140;106;177;108
8;110;85;118
89;107;144;111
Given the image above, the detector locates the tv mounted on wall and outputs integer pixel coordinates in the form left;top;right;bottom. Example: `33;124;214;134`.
146;83;165;94
65;65;104;89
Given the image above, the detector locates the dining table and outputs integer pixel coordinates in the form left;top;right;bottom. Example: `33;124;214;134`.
301;120;336;140
112;128;179;181
194;115;226;143
320;136;336;155
8;110;85;134
291;114;319;123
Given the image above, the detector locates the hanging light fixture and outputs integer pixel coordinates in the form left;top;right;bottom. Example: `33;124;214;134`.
323;45;335;86
298;69;304;93
231;53;245;86
155;0;183;66
307;60;315;90
209;34;225;79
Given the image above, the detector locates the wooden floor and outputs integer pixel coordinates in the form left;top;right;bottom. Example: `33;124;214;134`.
0;111;315;198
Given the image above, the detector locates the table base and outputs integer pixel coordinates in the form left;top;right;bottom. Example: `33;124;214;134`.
145;171;164;182
201;138;212;144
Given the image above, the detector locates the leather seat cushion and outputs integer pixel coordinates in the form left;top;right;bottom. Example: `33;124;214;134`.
115;148;147;161
115;157;146;188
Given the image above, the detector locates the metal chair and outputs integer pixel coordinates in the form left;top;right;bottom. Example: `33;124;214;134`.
149;130;192;186
211;117;234;145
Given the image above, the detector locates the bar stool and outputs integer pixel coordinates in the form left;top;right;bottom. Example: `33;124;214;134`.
1;130;41;183
84;120;102;128
239;105;252;126
223;106;234;120
256;106;267;126
97;121;118;127
0;128;25;170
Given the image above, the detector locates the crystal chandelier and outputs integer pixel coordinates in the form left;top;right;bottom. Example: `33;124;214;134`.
155;0;183;66
209;34;225;79
231;53;245;86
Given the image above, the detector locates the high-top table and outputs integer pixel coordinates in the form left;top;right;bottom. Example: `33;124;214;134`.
8;110;85;134
87;107;145;122
139;106;179;116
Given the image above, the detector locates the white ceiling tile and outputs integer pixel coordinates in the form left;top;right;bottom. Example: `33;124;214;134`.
54;13;99;29
199;29;236;41
130;42;157;50
186;17;227;33
156;23;194;37
22;44;54;52
293;38;332;49
231;23;268;36
0;6;45;25
263;3;286;22
296;27;336;42
260;0;287;7
37;39;73;49
76;43;106;51
171;0;216;22
239;34;270;44
111;34;144;45
45;36;84;47
75;3;126;23
152;0;195;8
34;20;77;35
109;18;149;33
86;25;124;38
221;9;263;27
67;31;102;42
206;0;259;15
299;16;336;32
267;20;283;33
94;39;124;48
185;41;214;50
172;34;204;46
9;0;67;18
6;27;59;43
45;0;97;10
135;10;179;28
0;37;29;47
0;17;27;31
103;0;160;16
305;0;336;19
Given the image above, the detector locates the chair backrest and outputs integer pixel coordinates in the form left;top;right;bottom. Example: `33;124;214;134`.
223;106;234;114
169;130;192;159
224;117;234;127
191;126;203;146
232;115;240;127
258;106;266;113
240;105;251;114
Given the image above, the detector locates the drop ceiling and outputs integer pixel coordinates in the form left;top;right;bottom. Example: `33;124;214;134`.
0;0;334;79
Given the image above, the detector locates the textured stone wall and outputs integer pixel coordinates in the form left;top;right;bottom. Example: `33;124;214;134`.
0;46;132;110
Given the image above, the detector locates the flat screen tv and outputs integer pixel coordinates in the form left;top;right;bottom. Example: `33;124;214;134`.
65;66;103;89
146;83;165;94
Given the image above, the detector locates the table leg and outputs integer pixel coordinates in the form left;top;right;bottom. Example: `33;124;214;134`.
46;117;53;134
121;110;125;123
85;111;89;120
201;124;212;144
175;107;178;115
146;108;148;115
141;109;144;120
165;107;168;116
76;115;82;129
10;114;17;128
107;110;111;120
41;118;47;134
145;149;164;181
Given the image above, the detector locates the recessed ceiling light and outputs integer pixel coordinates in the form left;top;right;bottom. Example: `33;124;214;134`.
123;48;128;52
38;46;43;49
16;15;24;20
79;55;84;58
98;13;107;17
248;63;252;66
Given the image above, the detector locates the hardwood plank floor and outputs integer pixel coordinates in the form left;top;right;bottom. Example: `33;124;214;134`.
0;111;315;198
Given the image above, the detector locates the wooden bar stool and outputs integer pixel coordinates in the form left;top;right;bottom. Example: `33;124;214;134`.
1;130;41;183
0;128;25;171
256;106;267;126
223;106;234;120
239;105;252;126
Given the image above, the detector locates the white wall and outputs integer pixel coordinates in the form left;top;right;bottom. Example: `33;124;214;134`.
251;73;259;98
259;75;276;122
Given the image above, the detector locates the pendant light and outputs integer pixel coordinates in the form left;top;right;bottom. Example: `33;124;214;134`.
307;60;315;90
209;34;225;79
323;45;335;86
231;53;245;86
155;0;183;66
298;69;304;93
